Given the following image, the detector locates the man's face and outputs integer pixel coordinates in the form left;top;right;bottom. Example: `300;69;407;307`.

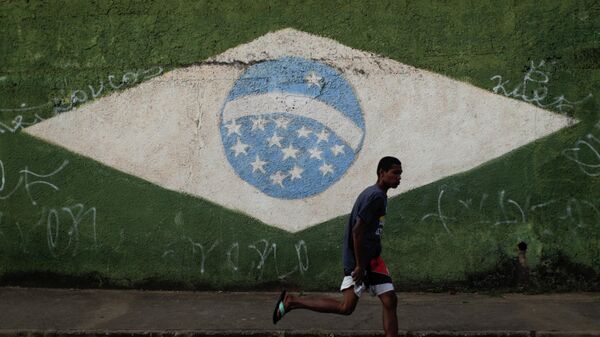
380;164;403;189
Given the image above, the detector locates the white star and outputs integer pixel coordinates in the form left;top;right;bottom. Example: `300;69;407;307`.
273;116;291;130
251;117;268;131
224;119;242;136
230;138;249;157
297;125;312;138
282;144;300;160
288;165;304;181
319;162;334;176
308;147;323;160
250;155;267;173
305;71;323;88
316;129;329;144
270;171;287;187
330;144;345;156
268;132;283;148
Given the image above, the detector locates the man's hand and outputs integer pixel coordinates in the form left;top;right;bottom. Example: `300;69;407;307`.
351;266;364;283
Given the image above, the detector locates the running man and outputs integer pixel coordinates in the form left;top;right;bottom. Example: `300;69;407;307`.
273;156;402;337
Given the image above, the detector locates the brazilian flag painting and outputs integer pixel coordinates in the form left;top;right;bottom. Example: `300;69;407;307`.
1;1;599;291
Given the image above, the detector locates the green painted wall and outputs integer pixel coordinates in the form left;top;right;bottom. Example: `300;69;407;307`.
1;0;599;291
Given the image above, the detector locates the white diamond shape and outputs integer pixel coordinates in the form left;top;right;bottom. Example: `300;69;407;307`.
24;28;574;232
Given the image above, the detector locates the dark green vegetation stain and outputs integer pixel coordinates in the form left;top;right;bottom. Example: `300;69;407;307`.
1;0;599;291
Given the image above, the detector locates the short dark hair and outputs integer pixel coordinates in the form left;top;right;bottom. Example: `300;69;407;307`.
377;156;402;175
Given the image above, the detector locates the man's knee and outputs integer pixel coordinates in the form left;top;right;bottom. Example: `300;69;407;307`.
339;288;359;315
339;304;355;315
338;300;356;315
380;291;397;309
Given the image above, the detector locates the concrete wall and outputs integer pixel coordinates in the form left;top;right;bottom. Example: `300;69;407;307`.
1;1;599;291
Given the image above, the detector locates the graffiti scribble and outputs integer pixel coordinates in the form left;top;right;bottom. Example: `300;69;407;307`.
491;60;592;114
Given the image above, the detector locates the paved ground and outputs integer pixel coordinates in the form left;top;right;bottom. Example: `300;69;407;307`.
0;287;599;336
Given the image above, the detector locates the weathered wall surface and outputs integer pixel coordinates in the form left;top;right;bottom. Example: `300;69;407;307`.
1;1;599;291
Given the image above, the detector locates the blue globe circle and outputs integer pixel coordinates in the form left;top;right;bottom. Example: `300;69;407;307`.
220;57;365;199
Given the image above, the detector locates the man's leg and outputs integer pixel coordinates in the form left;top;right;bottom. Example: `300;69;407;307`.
284;288;359;315
378;290;398;337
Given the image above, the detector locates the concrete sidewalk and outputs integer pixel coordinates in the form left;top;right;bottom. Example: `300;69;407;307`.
0;287;599;337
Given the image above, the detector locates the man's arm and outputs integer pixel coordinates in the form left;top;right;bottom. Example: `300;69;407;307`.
351;216;367;283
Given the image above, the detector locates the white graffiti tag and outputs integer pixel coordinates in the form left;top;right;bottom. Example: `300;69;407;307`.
491;60;592;113
0;159;69;205
53;66;163;113
44;204;98;257
0;114;45;134
420;186;599;234
0;160;69;205
0;66;164;134
563;133;600;176
162;212;310;278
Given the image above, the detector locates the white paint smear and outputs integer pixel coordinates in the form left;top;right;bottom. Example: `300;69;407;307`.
25;28;574;232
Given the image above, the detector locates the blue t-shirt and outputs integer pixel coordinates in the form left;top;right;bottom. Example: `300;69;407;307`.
342;184;387;272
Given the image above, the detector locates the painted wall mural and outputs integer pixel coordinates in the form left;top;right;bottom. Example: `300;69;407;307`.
22;29;572;232
1;2;599;291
